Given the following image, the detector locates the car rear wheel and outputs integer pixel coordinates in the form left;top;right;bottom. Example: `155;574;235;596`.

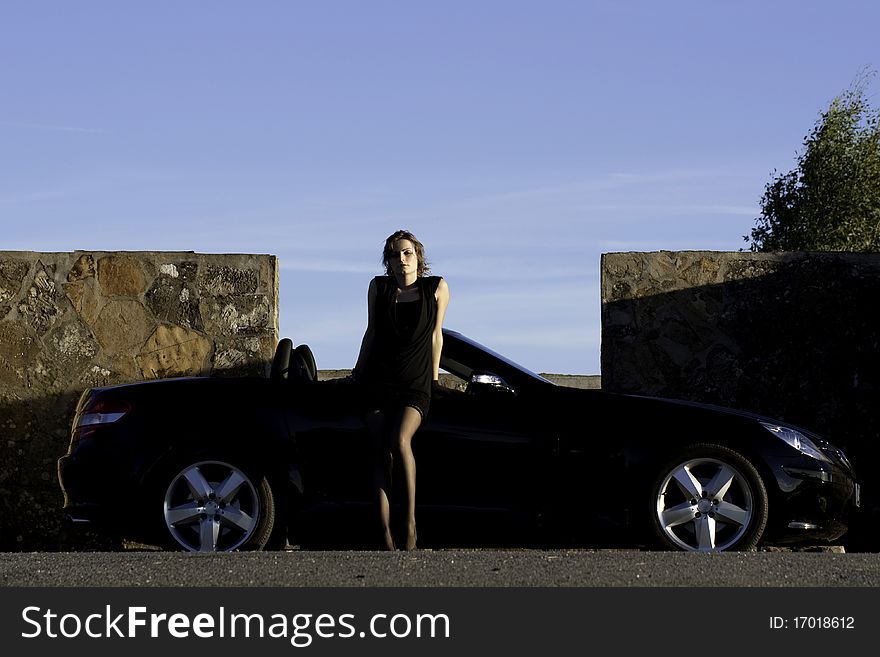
650;444;768;552
161;459;278;552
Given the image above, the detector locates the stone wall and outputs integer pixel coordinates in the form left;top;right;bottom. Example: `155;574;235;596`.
0;251;278;550
601;250;880;549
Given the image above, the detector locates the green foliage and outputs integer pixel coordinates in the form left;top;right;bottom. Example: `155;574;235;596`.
747;70;880;252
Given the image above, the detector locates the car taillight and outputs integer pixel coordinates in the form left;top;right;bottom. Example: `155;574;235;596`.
76;397;131;429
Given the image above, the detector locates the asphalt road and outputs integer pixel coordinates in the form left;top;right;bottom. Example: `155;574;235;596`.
3;548;880;587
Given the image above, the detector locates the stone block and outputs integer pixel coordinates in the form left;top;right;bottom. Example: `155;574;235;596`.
0;258;30;318
18;262;59;335
92;298;152;354
200;294;272;336
144;261;203;330
97;254;148;296
136;324;213;379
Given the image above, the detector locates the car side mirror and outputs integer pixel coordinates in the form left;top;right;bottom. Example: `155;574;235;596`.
467;372;515;396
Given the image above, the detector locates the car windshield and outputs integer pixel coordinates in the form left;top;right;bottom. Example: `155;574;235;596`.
445;330;553;385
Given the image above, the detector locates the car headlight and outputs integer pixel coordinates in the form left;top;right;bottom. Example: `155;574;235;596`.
760;422;831;463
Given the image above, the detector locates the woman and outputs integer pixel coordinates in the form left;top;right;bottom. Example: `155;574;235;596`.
353;230;450;550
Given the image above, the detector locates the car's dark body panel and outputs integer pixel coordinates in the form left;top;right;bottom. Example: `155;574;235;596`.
58;329;859;550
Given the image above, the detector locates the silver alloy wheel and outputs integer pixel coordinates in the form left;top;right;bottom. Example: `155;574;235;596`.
655;457;754;552
163;460;261;552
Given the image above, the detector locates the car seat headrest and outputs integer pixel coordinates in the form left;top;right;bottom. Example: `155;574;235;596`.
288;344;317;382
271;338;293;380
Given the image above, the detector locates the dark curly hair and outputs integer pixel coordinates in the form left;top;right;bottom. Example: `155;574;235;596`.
382;229;431;277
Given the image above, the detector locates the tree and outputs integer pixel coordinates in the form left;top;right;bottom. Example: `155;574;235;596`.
747;70;880;252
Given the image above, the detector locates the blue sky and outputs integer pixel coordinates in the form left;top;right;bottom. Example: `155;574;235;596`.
2;1;877;374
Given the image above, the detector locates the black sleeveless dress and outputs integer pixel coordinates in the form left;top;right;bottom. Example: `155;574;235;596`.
359;275;442;418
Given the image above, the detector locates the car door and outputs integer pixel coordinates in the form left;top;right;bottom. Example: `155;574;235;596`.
415;379;552;512
285;377;373;504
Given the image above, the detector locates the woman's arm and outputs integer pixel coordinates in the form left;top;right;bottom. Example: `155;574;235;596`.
431;278;450;381
353;278;378;378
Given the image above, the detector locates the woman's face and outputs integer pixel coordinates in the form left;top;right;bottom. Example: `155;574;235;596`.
389;239;418;278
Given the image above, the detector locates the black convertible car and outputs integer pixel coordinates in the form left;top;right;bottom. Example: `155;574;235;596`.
58;329;860;552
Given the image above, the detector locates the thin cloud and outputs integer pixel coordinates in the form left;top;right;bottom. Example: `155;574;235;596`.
574;203;757;216
597;239;749;252
489;326;600;349
0;184;93;205
414;168;763;251
438;256;600;282
442;168;747;208
278;259;376;274
448;283;599;323
0;121;104;134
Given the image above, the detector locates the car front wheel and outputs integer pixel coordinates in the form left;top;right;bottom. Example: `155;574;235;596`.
650;444;769;552
161;459;277;552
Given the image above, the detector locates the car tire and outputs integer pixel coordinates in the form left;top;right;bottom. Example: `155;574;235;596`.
159;458;281;552
649;443;769;552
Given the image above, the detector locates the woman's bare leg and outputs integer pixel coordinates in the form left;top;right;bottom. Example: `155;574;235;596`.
365;410;395;550
391;406;422;550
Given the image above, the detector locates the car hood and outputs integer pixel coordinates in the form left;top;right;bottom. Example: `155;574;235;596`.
554;384;834;446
